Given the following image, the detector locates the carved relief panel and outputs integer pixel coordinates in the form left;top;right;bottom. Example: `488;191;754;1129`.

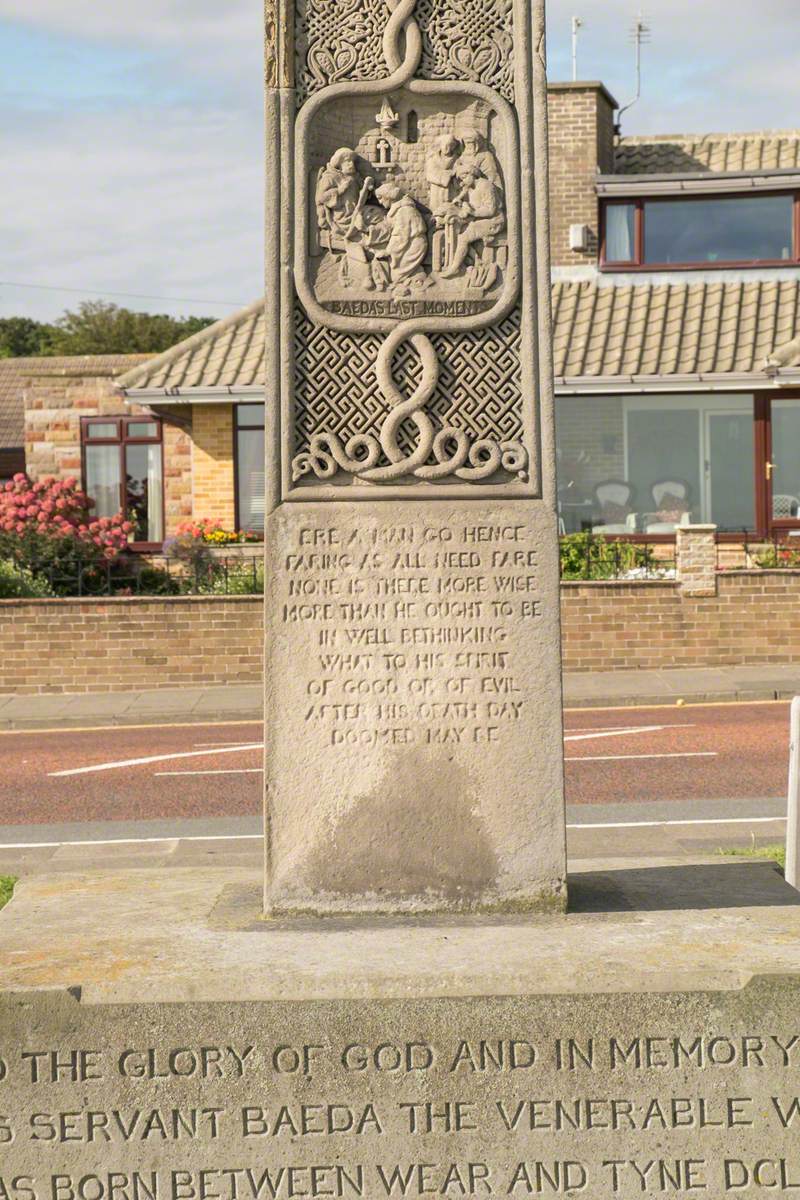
279;0;541;498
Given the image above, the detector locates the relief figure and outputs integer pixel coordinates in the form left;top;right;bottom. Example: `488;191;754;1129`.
315;148;390;291
425;134;460;215
439;158;505;286
373;182;431;295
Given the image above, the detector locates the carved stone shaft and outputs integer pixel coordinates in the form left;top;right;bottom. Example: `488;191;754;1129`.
264;0;567;914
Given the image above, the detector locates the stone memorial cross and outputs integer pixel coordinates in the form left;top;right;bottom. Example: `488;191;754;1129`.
263;0;567;914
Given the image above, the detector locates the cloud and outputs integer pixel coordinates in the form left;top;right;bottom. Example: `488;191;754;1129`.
2;0;800;322
0;0;255;48
0;104;262;322
546;0;800;132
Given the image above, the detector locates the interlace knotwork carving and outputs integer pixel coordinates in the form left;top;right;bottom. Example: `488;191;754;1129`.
416;0;515;103
295;0;389;105
292;0;526;487
293;303;525;483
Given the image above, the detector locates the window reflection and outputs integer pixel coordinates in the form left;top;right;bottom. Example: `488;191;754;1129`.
556;394;755;534
644;195;793;265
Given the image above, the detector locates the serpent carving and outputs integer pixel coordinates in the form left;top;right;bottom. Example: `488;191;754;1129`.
291;0;528;485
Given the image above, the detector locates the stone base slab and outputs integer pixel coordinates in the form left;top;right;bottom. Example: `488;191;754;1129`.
2;863;800;1198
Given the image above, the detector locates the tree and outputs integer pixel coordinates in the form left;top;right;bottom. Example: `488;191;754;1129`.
0;317;55;358
42;301;217;355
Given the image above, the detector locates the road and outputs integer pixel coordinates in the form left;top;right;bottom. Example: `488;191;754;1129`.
0;702;790;849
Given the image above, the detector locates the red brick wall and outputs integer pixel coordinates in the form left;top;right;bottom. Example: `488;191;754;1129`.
0;596;263;694
2;574;799;694
561;573;800;671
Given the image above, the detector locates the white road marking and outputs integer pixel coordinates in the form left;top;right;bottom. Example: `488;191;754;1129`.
563;724;695;734
570;816;786;830
0;816;786;851
48;743;264;778
564;725;685;743
155;769;263;777
566;751;717;762
0;834;263;850
45;724;700;779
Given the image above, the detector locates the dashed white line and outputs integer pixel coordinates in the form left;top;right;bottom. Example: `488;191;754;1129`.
49;743;264;778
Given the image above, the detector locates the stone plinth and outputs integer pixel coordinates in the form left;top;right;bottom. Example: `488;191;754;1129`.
3;863;800;1196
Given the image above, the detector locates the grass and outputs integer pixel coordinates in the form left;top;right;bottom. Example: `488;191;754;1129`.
719;841;786;870
0;876;15;911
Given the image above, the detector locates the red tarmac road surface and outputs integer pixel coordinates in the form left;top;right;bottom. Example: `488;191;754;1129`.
0;702;791;828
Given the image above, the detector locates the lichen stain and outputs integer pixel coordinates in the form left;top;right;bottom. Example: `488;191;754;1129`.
305;750;498;900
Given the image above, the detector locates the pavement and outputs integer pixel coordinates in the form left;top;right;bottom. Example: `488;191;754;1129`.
2;664;800;729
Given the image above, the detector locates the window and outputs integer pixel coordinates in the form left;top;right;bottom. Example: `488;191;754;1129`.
602;194;797;268
235;404;265;533
82;417;163;544
555;394;756;534
771;399;800;520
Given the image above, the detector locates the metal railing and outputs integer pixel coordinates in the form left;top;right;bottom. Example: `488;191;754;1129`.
716;532;800;572
559;533;676;581
14;553;264;598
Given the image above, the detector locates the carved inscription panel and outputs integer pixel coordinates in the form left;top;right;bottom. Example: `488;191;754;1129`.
279;517;540;752
3;988;800;1199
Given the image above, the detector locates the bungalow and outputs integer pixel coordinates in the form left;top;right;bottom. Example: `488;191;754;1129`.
20;82;800;544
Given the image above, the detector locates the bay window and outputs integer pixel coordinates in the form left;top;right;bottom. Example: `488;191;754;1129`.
81;417;164;544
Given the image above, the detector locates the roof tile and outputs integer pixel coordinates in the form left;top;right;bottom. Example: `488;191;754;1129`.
114;285;800;390
615;131;800;175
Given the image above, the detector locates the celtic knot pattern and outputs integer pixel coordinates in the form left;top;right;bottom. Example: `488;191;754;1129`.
296;0;515;104
417;0;514;103
291;0;526;486
295;0;389;104
293;303;525;482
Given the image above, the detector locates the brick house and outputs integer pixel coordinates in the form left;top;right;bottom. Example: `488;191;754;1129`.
16;354;193;545
19;81;800;544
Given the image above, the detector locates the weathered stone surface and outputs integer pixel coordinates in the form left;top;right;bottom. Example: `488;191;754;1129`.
264;0;565;914
264;503;566;915
3;865;800;1198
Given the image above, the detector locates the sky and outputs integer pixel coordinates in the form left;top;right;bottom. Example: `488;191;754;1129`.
2;0;800;324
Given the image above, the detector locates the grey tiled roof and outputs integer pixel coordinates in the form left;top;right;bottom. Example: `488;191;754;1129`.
116;302;265;391
552;278;800;378
118;283;800;390
615;132;800;175
0;354;150;449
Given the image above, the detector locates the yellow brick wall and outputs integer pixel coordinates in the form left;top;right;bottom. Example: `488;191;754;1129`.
192;404;236;528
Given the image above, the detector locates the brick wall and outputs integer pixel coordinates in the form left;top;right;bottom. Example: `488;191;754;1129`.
547;82;616;268
561;573;800;671
192;404;236;528
23;360;193;537
0;596;262;694
3;574;800;693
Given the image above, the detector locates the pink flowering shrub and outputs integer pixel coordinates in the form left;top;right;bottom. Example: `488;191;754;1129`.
0;473;132;593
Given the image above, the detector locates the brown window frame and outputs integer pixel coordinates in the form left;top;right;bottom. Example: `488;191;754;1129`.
600;192;800;272
80;415;165;550
233;402;266;537
559;389;800;545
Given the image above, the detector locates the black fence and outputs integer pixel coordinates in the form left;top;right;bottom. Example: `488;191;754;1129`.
19;553;264;598
559;533;676;581
716;532;800;572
